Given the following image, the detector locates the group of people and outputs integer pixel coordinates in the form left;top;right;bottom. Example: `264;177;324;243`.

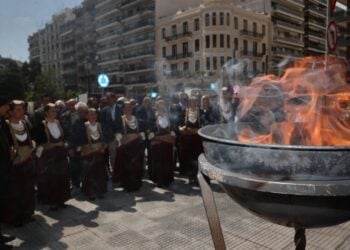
0;88;240;247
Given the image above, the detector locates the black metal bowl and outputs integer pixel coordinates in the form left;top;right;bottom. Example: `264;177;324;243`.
198;124;350;228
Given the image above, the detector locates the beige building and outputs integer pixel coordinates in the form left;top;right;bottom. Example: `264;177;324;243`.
156;0;271;93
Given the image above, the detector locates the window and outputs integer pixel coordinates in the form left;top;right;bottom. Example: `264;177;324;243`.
220;12;224;25
243;62;248;75
226;13;230;26
183;21;188;33
206;35;210;48
194;18;200;31
234;38;238;50
206;57;210;70
171;63;177;72
220;34;224;48
262;61;266;73
262;43;266;54
195;60;200;72
183;42;189;56
184;61;189;71
243;40;248;52
162;47;166;58
220;56;225;67
212;34;217;48
253;42;258;55
262;24;266;35
162;28;166;39
227;35;230;48
253;61;257;73
195;39;200;52
171;25;177;36
212;13;216;26
234;17;238;29
205;13;210;26
172;44;177;57
227;56;232;62
213;57;217;70
243;19;248;30
253;22;257;33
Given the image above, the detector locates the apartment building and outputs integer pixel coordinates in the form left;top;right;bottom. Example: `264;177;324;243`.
28;1;96;91
95;0;156;98
156;0;271;92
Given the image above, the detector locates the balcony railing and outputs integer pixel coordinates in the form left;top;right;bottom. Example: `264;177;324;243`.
165;52;193;60
123;49;155;59
273;4;304;18
274;20;304;31
123;20;154;33
240;29;264;39
274;36;304;46
240;50;264;58
164;32;193;41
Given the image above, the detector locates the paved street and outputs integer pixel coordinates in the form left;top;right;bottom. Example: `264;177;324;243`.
3;175;350;250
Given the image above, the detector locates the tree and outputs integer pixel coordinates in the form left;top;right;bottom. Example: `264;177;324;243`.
0;60;25;99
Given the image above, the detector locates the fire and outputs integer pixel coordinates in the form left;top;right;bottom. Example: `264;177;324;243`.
237;56;350;146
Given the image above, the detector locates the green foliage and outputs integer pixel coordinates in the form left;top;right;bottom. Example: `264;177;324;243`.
0;60;25;99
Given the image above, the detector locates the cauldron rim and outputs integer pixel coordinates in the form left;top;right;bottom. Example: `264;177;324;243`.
199;124;350;151
199;154;350;196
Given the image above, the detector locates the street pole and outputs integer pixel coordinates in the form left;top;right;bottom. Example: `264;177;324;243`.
325;0;330;70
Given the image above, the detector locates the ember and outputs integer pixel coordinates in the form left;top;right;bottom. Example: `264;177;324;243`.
236;56;350;146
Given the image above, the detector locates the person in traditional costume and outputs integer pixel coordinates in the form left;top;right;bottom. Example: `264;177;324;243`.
2;100;35;226
178;96;203;184
219;87;240;123
0;96;16;247
200;95;220;126
148;100;176;187
116;101;145;192
32;103;70;210
74;108;107;200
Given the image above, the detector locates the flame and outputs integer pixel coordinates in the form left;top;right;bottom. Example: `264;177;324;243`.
237;56;350;146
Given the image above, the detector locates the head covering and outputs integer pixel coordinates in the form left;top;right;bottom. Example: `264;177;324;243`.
0;96;10;107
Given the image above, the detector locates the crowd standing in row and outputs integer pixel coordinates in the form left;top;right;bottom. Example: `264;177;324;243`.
0;88;240;246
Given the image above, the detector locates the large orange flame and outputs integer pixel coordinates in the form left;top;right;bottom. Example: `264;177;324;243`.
237;56;350;146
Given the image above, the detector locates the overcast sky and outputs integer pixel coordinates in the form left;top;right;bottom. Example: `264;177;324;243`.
0;0;83;62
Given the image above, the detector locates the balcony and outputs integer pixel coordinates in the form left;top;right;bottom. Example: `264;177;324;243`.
334;10;350;24
240;50;264;58
305;19;326;30
274;20;304;33
305;5;326;18
123;20;154;34
96;16;121;31
240;29;264;39
164;32;193;42
124;66;154;75
123;49;155;60
272;4;304;20
165;52;193;61
305;30;326;42
274;36;304;47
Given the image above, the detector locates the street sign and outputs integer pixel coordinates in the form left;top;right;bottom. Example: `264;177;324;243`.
327;21;338;52
329;0;337;16
97;73;110;88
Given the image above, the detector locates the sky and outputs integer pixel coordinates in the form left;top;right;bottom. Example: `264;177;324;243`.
0;0;83;62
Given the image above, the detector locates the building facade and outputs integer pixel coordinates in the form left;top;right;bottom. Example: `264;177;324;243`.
156;0;271;92
95;0;156;98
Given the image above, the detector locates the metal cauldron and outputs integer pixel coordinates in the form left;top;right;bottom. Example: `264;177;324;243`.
197;124;350;250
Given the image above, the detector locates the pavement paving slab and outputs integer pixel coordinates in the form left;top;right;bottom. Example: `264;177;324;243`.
3;177;350;249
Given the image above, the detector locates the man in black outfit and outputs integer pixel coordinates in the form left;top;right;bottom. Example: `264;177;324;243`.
0;96;16;248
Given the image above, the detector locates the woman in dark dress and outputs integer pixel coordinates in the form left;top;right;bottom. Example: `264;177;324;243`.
33;103;70;210
178;96;203;184
148;100;176;187
80;108;107;199
116;101;145;192
3;100;35;226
